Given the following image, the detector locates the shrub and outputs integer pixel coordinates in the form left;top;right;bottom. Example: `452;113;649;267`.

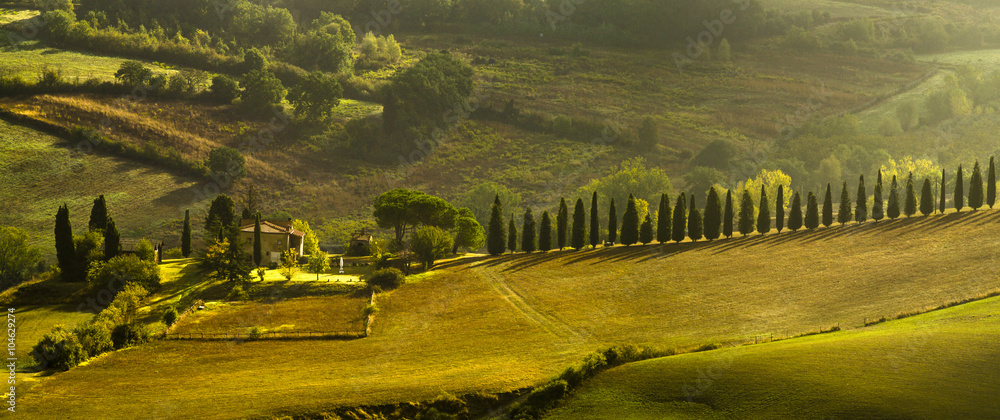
207;146;247;179
73;323;113;358
162;306;179;327
87;254;161;291
111;323;151;349
367;268;404;290
226;284;249;301
94;283;150;330
32;326;88;371
514;380;568;418
248;326;265;340
209;75;240;103
410;226;454;269
164;247;184;259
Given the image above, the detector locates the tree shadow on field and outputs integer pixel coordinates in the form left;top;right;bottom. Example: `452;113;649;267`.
433;254;492;271
898;211;981;236
559;242;704;266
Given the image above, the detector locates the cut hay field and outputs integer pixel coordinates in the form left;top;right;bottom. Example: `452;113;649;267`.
169;296;367;335
19;208;1000;418
545;293;1000;419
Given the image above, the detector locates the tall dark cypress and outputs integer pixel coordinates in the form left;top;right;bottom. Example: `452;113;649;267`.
969;161;984;210
822;184;834;227
837;181;852;225
904;173;917;217
88;195;108;232
757;186;771;235
920;178;934;216
873;171;884;222
508;213;518;253
487;195;506;256
738;189;754;236
571;198;586;250
888;175;900;219
589;192;600;248
672;193;687;243
608;199;618;245
704;187;721;240
253;214;262;266
855;175;867;223
181;209;192;258
557;198;568;250
723;190;734;239
620;194;640;246
955;165;964;212
522;208;537;253
104;217;121;260
788;192;803;231
939;169;947;213
988;156;996;209
804;192;819;230
688;195;703;242
539;211;552;252
775;185;785;233
54;204;77;281
656;193;671;243
639;215;654;245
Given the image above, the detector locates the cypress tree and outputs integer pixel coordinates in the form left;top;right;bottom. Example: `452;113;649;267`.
571;198;586;250
88;195;108;232
888;175;900;219
656;193;671;243
838;181;852;225
738;189;754;236
589;192;600;248
939;169;947;213
920;178;934;216
955;165;964;212
522;208;536;253
639;215;654;244
775;185;785;233
508;213;518;253
757;186;771;235
855;175;867;223
54;204;77;281
253;214;262;266
988;156;996;209
105;217;121;260
688;195;703;242
620;194;640;246
181;209;192;257
904;173;917;217
557;198;568;250
539;211;552;252
704;187;721;240
822;184;834;227
969;161;984;210
788;192;803;231
487;195;506;256
805;192;819;230
608;199;618;245
873;171;884;222
723;190;734;239
672;193;687;243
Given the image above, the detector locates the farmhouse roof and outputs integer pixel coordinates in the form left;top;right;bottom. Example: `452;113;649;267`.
240;220;305;237
351;228;373;242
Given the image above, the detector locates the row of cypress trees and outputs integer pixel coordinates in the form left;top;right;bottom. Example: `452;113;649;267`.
54;195;124;281
484;157;999;255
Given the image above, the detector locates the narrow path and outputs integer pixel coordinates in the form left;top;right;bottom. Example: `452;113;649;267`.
472;265;585;341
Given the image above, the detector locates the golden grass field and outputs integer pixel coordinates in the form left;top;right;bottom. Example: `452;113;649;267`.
16;208;1000;418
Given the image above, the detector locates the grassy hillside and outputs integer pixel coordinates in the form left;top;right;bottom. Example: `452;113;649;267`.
0;42;178;82
545;294;1000;419
18;208;1000;418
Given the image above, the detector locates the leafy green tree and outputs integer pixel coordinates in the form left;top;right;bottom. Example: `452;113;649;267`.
240;69;285;116
969;161;984;210
822;184;834;227
539;211;553;252
607;199;618;245
955;165;964;212
691;139;736;170
104;217;120;260
411;226;453;269
453;208;485;253
487;196;506;256
508;214;518;253
209;75;240;103
32;326;86;371
757;186;771;234
688;195;703;242
620;194;640;246
373;189;457;250
805;192;819;230
115;61;152;88
458;182;522;227
287;13;355;73
0;227;42;290
288;71;343;124
939;168;947;213
988;156;997;208
639;215;654;244
571;199;586;250
242;48;268;73
522;208;537;253
672;193;688;242
788;192;803;231
87;254;161;291
775;185;785;233
855;175;867;223
638;116;658;150
201;238;251;285
888;175;900;219
181;210;191;258
55;204;77;281
589;192;600;248
577;157;673;215
723;191;734;238
89;195;108;232
383;52;474;134
557;198;569;250
208;146;247;179
704;187;721;240
837;182;852;225
873;171;884;222
738;189;754;236
920;178;934;216
204;194;238;238
656;194;671;243
252;214;262;267
904;173;917;217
